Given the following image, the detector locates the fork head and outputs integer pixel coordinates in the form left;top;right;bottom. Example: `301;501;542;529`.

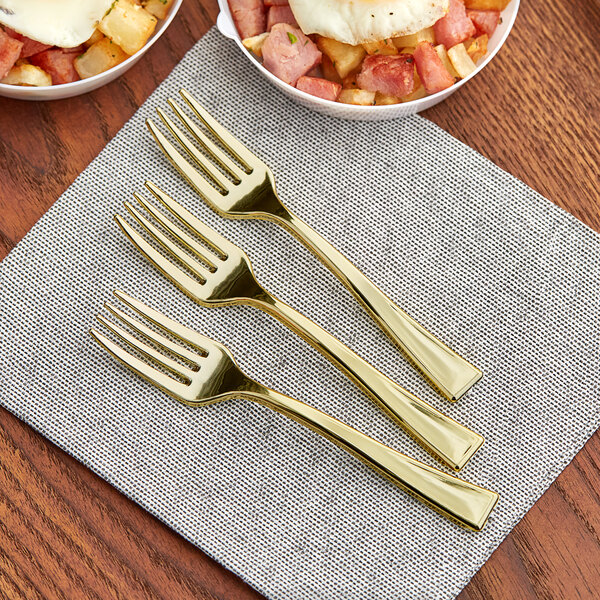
90;291;252;406
116;181;267;307
147;89;287;220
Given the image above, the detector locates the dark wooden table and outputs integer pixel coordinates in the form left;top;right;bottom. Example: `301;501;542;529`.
1;1;599;598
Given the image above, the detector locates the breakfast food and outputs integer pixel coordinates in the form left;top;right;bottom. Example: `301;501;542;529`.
289;0;449;46
0;0;115;48
229;0;511;104
0;0;173;87
262;23;321;85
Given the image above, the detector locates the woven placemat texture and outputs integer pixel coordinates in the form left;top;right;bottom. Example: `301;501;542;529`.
1;28;599;600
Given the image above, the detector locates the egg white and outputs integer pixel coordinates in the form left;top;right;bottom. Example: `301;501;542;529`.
0;0;114;47
289;0;449;45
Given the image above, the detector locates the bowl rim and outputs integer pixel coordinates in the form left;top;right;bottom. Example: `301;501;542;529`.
0;0;184;93
219;0;520;111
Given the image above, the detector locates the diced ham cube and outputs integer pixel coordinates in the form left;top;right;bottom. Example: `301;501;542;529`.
29;49;80;84
296;75;341;101
4;27;52;58
467;9;501;37
262;24;321;86
267;5;298;31
228;0;266;39
433;0;476;48
0;29;23;79
413;41;454;94
356;54;414;98
265;0;288;6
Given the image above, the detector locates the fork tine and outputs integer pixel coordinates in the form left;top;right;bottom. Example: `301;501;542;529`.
105;301;202;366
156;108;233;194
114;290;214;354
144;182;234;261
124;201;210;281
180;89;257;172
90;328;190;399
115;215;205;301
167;98;246;182
133;192;219;272
97;315;193;379
147;118;226;206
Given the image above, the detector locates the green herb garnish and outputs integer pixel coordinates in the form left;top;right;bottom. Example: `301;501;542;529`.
105;0;117;16
287;32;297;44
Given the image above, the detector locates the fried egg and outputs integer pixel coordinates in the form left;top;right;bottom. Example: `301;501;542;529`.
0;0;114;48
288;0;449;45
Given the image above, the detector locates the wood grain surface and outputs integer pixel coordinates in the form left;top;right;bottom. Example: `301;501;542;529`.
1;0;599;598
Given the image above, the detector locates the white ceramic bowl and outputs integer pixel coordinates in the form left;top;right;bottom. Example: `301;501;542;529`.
0;0;183;101
217;0;519;120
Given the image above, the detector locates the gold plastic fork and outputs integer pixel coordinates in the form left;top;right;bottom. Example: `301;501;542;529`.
115;182;483;471
90;291;498;531
146;89;482;402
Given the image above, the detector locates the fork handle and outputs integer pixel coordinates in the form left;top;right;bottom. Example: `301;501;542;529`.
273;210;482;402
242;383;498;531
253;293;483;471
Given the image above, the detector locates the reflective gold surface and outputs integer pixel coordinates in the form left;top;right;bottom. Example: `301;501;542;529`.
91;292;499;531
146;89;482;402
115;183;482;471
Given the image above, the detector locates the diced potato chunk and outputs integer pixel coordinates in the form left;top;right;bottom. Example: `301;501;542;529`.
1;63;52;86
74;37;129;79
316;37;366;79
98;0;157;55
401;72;426;102
143;0;174;19
321;55;342;84
398;46;416;55
362;39;397;55
462;36;475;49
434;44;459;78
392;27;435;49
447;43;477;78
465;0;510;9
338;88;375;105
242;32;269;57
466;34;488;62
401;86;426;102
84;29;105;48
374;92;401;105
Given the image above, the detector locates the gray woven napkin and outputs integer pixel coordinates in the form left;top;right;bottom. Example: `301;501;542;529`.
1;27;599;600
